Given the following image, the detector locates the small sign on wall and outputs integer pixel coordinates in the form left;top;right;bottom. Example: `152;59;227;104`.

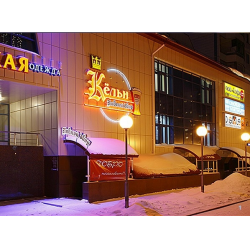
225;113;243;129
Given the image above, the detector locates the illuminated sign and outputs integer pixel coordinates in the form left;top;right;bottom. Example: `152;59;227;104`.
225;98;245;116
62;127;92;148
0;52;28;73
91;55;101;70
29;62;61;76
85;68;142;116
224;82;244;102
0;52;60;76
225;113;244;129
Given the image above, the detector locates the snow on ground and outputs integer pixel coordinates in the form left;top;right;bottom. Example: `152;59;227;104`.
1;172;250;216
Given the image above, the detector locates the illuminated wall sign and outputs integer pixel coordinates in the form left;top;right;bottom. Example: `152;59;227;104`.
85;69;142;116
0;52;60;76
62;127;92;148
91;55;101;70
224;82;244;102
29;62;61;76
225;98;245;116
225;113;244;129
0;52;29;73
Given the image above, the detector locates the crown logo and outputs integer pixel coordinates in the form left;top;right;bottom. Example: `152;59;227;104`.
91;55;101;70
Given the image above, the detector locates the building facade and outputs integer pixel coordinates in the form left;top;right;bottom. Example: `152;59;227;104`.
0;33;250;199
161;33;250;75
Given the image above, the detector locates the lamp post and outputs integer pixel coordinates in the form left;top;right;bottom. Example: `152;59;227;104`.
241;132;250;176
119;115;133;208
196;126;207;193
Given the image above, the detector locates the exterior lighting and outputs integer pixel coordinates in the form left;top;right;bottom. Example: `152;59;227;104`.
119;115;133;208
196;126;207;193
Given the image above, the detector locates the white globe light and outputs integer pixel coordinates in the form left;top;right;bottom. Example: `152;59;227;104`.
196;126;207;137
119;115;133;129
241;132;250;142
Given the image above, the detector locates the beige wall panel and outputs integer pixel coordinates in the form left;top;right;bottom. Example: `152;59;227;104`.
110;33;117;43
128;47;134;70
76;104;84;131
59;48;68;76
43;43;52;61
67;76;76;104
133;50;140;71
90;33;98;56
96;35;104;59
110;41;117;64
76;78;84;105
122;46;129;69
68;103;76;129
104;38;111;63
42;73;51;87
117;44;122;67
59;101;68;128
67;33;75;52
60;75;68;102
43;33;51;45
52;33;60;48
60;33;67;50
82;33;90;56
103;33;111;41
116;33;123;45
75;33;83;55
52;46;60;67
140;135;146;154
67;51;76;78
139;52;145;74
33;69;43;85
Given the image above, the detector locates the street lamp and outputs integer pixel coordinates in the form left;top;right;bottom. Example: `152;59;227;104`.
241;132;250;176
119;115;133;208
196;126;207;193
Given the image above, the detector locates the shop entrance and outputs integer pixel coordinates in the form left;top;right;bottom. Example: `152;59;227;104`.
0;79;58;200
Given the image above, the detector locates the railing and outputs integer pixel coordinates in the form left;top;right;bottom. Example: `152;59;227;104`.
235;158;250;172
196;159;218;173
0;131;41;146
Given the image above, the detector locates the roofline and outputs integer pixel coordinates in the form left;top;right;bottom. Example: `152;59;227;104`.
139;33;250;84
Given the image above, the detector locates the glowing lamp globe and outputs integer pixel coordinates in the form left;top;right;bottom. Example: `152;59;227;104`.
196;126;207;137
119;115;133;129
241;132;250;142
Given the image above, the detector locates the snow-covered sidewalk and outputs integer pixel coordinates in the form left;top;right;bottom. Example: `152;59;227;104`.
1;172;250;216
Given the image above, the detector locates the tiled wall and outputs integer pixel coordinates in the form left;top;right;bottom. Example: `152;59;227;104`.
10;91;58;155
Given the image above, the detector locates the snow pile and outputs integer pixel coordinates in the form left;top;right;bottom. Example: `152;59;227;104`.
206;172;250;196
133;153;199;178
96;173;250;216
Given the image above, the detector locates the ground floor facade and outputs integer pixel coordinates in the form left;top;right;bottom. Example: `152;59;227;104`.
0;33;250;200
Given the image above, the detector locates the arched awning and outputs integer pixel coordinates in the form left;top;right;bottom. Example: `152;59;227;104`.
63;135;139;158
174;144;221;160
219;146;250;158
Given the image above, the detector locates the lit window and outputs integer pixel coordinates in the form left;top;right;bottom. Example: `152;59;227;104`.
0;33;39;54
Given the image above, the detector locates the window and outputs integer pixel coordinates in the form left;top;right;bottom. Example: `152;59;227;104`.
246;54;250;64
0;33;39;54
232;38;245;58
155;59;216;146
0;104;9;145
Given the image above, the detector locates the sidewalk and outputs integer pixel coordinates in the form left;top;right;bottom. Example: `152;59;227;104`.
1;172;250;216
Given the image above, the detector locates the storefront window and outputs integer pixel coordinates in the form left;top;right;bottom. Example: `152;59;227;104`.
0;33;39;54
155;59;216;146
